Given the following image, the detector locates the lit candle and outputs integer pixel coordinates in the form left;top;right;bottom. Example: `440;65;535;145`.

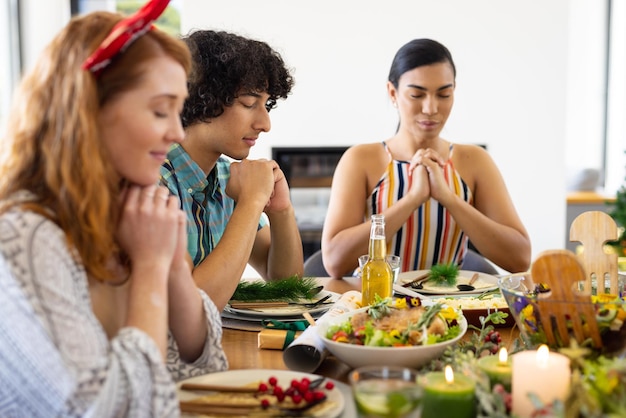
477;347;512;391
512;345;571;418
421;365;476;418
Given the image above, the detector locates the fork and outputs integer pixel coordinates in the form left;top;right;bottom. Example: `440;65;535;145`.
532;250;602;348
401;272;430;288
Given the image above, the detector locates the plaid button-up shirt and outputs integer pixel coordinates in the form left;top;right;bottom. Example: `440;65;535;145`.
160;144;267;266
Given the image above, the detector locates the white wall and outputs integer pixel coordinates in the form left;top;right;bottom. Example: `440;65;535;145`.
182;0;570;262
21;0;613;267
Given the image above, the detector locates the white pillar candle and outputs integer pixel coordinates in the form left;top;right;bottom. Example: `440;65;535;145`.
512;345;571;417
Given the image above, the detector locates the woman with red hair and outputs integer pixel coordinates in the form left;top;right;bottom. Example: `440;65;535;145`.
0;2;226;416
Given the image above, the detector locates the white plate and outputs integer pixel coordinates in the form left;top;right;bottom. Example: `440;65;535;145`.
226;291;340;318
398;270;499;295
177;369;344;418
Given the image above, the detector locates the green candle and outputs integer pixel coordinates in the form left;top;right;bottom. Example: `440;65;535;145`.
477;347;512;391
421;366;476;418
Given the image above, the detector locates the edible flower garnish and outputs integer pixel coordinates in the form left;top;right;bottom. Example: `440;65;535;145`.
326;297;462;347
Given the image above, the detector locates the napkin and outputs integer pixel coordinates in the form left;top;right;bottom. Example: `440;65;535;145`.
258;329;304;350
257;320;308;350
282;290;361;373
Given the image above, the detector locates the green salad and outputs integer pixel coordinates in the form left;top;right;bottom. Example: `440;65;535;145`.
325;297;463;347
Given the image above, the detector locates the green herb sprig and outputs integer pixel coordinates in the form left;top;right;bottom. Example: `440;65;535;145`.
230;276;321;302
415;303;444;329
427;262;460;286
367;295;394;320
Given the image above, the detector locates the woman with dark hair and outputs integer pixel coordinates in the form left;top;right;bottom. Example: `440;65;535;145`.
160;30;304;311
322;38;531;278
0;2;226;416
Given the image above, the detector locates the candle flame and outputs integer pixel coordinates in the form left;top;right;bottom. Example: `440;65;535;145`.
444;365;454;384
498;347;508;364
537;344;549;368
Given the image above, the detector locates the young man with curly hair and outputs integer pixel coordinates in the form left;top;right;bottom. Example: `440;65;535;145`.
160;30;304;310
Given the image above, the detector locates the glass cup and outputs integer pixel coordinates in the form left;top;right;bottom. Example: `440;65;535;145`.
358;254;401;284
349;366;422;418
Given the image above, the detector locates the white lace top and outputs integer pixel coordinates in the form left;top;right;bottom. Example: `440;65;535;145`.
0;208;228;417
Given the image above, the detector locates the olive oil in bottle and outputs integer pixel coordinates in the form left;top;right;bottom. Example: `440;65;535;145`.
361;214;393;306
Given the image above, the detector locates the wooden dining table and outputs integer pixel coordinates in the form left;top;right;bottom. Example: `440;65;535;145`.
221;276;520;384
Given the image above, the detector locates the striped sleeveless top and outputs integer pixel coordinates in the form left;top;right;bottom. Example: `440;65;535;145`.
366;142;472;271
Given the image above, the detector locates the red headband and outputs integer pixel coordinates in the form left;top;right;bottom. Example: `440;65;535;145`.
82;0;171;75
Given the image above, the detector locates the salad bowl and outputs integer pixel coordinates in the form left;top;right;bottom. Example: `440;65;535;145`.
317;301;467;369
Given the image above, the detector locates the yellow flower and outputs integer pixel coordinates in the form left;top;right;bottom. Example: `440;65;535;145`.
594;293;618;304
409;298;421;307
439;306;458;321
394;298;408;310
521;304;534;319
605;370;620;393
389;329;401;339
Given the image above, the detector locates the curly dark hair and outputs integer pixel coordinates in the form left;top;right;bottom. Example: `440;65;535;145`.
180;29;294;128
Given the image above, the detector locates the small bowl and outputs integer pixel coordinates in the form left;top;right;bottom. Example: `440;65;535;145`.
317;306;467;369
498;273;626;355
349;366;422;418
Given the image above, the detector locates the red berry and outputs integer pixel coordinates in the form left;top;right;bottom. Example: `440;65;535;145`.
268;376;278;386
299;380;310;393
261;399;270;409
273;386;283;397
324;381;335;390
504;393;512;412
258;383;268;392
313;391;326;401
304;392;315;403
292;394;303;404
276;392;285;402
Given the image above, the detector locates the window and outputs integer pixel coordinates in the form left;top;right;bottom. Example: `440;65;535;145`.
71;0;181;36
566;0;625;195
0;0;21;133
605;0;626;193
